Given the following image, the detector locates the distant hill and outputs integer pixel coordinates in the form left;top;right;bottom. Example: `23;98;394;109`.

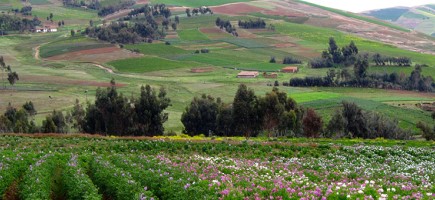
363;4;435;36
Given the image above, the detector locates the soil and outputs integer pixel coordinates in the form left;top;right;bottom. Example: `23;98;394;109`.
211;3;265;16
46;47;141;63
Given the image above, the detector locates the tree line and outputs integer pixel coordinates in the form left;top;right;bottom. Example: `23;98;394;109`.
84;20;165;44
185;6;213;17
1;56;19;89
238;18;266;29
270;56;302;64
372;53;412;66
0;80;171;136
215;17;238;36
1;81;433;140
288;56;434;92
310;38;412;68
181;84;412;139
63;0;102;10
0;14;41;34
128;4;171;19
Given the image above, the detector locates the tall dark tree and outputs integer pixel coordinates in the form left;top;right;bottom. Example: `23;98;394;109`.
354;55;369;80
233;84;259;137
341;101;367;138
133;85;171;136
181;94;219;136
22;101;37;117
326;109;347;138
216;104;233;137
0;56;6;89
328;37;342;64
302;108;323;138
258;89;284;137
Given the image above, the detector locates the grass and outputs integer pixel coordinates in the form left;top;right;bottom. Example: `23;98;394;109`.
107;56;203;73
296;0;410;32
29;0;50;5
178;29;210;41
31;5;98;21
150;0;252;7
125;43;190;56
40;36;113;58
220;37;269;48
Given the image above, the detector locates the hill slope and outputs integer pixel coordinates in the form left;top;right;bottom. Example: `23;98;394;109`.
363;4;435;36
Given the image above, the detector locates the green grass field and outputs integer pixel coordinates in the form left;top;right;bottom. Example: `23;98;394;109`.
108;56;203;73
125;43;190;56
40;36;113;58
178;29;210;41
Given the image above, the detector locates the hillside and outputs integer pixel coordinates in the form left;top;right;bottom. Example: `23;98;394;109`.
363;4;435;37
0;0;434;135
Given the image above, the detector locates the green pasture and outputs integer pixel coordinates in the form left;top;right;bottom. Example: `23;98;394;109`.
30;0;50;5
32;5;98;21
0;0;22;10
40;36;113;58
178;29;210;41
125;43;190;56
108;56;203;73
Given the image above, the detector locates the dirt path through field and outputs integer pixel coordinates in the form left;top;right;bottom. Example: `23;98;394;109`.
93;63;114;74
34;45;41;60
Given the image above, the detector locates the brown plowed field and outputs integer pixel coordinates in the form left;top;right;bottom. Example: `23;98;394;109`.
46;47;141;63
211;3;264;15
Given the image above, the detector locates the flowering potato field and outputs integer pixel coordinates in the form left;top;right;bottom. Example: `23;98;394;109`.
0;135;434;200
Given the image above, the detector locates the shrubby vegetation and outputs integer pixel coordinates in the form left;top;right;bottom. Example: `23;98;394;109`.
372;53;412;66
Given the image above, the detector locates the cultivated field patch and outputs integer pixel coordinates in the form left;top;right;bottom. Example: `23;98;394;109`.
108;56;203;73
46;47;141;63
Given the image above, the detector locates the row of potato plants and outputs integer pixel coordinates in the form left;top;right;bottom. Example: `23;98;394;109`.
62;154;101;200
88;154;156;200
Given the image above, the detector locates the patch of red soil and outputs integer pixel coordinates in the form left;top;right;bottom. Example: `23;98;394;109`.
387;89;435;98
21;75;127;87
211;3;264;16
262;7;305;17
274;43;296;48
136;0;149;4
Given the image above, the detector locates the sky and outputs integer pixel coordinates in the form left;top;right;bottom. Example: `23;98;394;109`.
302;0;435;13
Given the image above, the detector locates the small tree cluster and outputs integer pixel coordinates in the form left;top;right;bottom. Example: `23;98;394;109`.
0;15;41;34
85;20;165;44
81;80;171;136
325;101;411;139
128;4;171;18
238;18;266;29
97;0;135;16
310;38;359;68
215;17;238;36
282;56;302;64
288;59;434;92
181;85;306;138
0;56;19;89
372;53;412;66
0;102;37;133
185;7;213;17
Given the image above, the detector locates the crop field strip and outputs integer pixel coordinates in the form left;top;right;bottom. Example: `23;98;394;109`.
0;135;434;199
